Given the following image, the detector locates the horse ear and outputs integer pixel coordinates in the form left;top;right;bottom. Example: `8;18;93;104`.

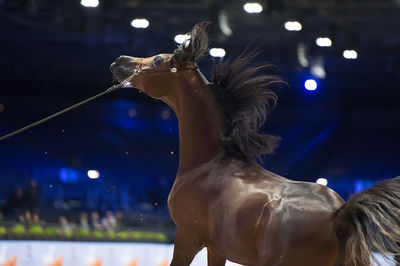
185;22;210;62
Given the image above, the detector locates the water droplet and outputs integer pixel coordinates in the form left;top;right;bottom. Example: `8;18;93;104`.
161;109;170;119
128;109;137;118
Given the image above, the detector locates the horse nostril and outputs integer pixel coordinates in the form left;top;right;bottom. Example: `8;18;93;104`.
114;57;121;64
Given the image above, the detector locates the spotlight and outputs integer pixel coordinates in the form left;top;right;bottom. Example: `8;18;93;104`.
130;18;149;29
218;11;233;36
316;178;328;186
209;48;226;57
87;170;100;179
343;50;358;59
80;0;99;7
243;2;263;13
316;37;332;47
297;43;309;68
310;57;326;79
304;79;318;91
174;34;191;44
284;21;302;31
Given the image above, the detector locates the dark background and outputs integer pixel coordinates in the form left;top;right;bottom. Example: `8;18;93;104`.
0;0;399;223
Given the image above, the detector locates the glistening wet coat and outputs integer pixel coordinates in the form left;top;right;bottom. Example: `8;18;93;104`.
111;22;400;266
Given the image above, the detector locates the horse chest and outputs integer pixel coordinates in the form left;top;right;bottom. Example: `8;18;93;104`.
167;177;208;230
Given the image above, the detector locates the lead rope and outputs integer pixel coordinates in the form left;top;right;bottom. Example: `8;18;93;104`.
0;57;197;142
0;83;123;142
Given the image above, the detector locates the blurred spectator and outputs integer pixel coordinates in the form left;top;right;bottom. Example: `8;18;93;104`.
90;211;102;230
115;211;124;230
59;216;73;234
103;211;117;231
24;211;32;226
32;212;45;226
79;212;90;230
18;214;25;224
24;179;42;212
5;187;25;214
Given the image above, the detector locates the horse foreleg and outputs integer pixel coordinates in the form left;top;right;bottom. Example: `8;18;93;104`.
170;230;203;266
207;247;226;266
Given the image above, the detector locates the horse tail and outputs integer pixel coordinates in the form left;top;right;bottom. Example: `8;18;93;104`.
334;176;400;265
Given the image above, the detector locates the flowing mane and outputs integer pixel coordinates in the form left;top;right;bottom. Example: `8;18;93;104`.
211;51;283;162
171;22;283;162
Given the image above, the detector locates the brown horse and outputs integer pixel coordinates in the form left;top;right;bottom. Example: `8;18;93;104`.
111;23;400;266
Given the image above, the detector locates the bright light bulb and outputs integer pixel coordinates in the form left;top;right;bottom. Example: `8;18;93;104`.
174;34;191;44
304;79;318;91
316;37;332;47
130;18;149;29
87;170;100;179
80;0;99;7
316;178;328;186
209;48;226;57
284;21;302;31
243;2;263;13
343;50;358;59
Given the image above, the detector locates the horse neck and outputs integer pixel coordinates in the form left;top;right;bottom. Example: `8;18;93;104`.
167;71;225;176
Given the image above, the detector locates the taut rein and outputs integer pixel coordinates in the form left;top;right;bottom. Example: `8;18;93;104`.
0;58;198;142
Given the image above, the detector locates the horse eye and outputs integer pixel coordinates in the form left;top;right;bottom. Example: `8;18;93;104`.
152;56;163;67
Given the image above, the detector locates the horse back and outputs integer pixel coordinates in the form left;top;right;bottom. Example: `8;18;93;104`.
207;165;345;265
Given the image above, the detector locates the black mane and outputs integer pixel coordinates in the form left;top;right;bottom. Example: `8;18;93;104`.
172;22;283;162
211;50;283;162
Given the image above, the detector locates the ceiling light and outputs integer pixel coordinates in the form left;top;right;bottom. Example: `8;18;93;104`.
243;2;263;13
87;170;100;179
304;79;318;91
316;37;332;47
316;178;328;186
284;21;302;31
174;34;191;44
343;50;358;59
80;0;99;7
209;48;226;57
130;18;149;29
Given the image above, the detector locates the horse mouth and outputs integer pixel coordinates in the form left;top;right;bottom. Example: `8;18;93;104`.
110;63;135;83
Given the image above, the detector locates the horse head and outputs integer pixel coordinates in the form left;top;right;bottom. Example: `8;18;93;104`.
110;22;209;100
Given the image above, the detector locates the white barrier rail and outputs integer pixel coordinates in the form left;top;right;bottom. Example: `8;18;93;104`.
0;241;394;266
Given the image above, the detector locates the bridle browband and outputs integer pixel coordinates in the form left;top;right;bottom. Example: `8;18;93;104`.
0;57;201;141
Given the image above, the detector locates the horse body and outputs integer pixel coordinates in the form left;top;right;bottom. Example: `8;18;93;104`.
169;152;344;265
111;22;400;266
